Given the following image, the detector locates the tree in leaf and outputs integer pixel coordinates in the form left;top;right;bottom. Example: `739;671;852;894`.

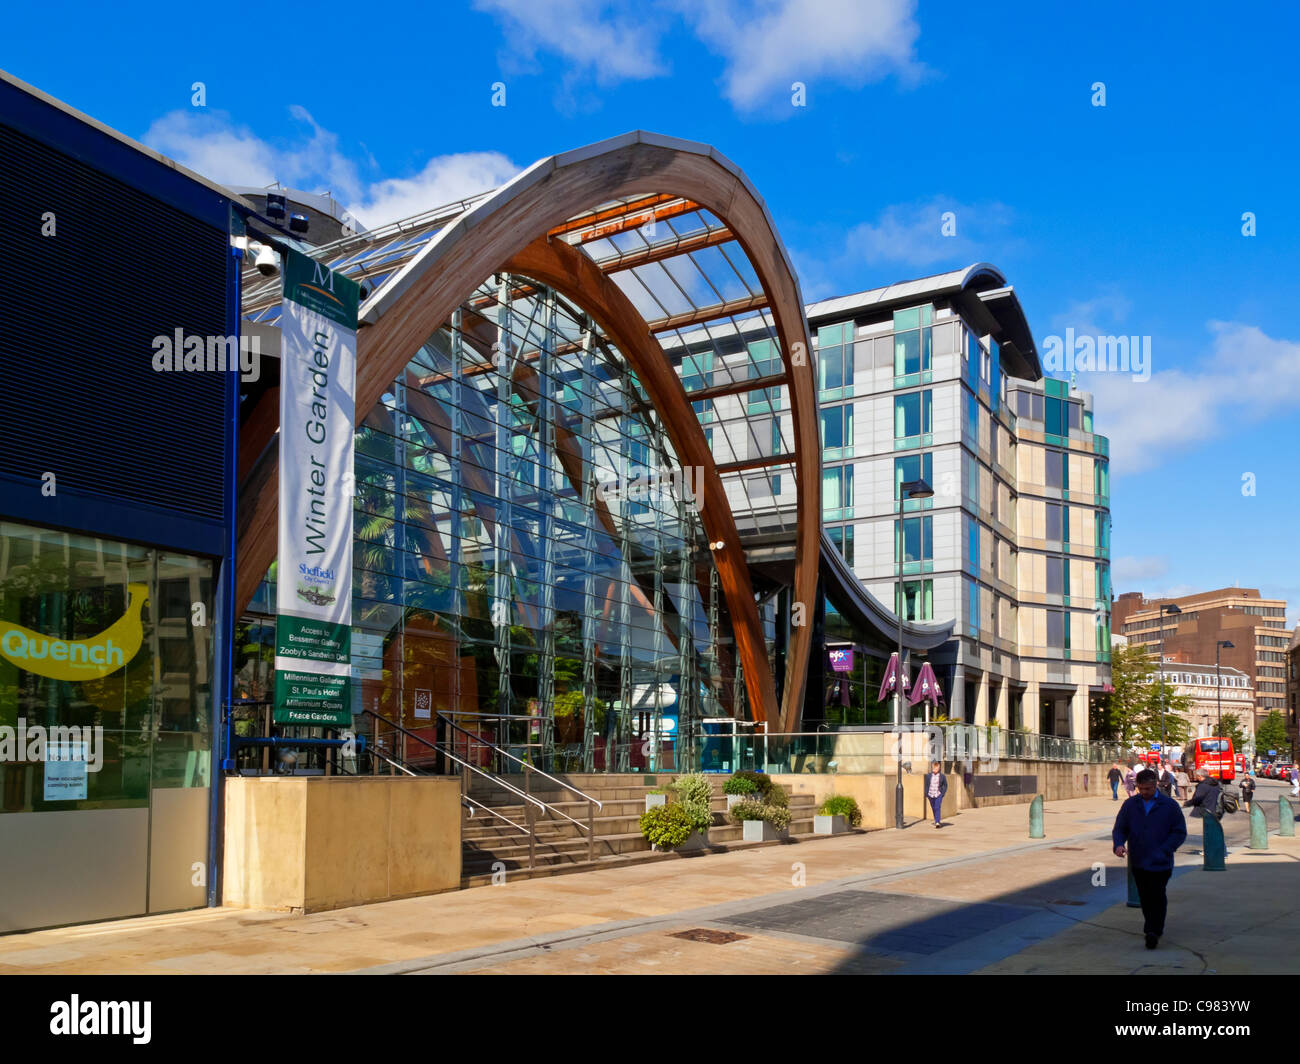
1256;710;1290;757
1213;711;1247;750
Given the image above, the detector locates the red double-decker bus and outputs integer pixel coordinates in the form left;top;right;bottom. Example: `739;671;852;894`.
1183;737;1236;781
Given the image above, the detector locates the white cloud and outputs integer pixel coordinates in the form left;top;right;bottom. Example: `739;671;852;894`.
1112;555;1170;584
352;153;521;228
143;107;364;202
473;0;922;111
680;0;923;110
1070;318;1300;474
474;0;669;84
141;107;521;231
839;197;1013;269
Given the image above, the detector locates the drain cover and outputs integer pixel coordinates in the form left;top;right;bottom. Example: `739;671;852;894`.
1050;846;1084;851
1049;899;1086;906
670;928;748;944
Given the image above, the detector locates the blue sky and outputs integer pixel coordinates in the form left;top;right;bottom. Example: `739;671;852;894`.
5;0;1297;621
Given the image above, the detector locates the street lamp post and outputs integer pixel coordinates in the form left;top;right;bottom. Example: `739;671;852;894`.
1216;639;1234;742
1157;603;1182;752
895;477;934;830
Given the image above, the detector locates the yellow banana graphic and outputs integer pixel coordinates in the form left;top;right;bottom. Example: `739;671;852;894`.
0;582;149;681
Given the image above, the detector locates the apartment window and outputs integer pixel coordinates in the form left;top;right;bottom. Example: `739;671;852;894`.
823;464;853;518
895;515;933;567
747;339;782;412
820;404;854;455
1095;511;1110;551
892;308;932;378
817;322;853;393
1045;395;1066;438
828;524;855;567
1047;556;1070;597
894;453;933;504
964;391;979;442
968;581;981;637
967;518;980;574
897;578;934;621
681;351;712;393
1095;460;1109;498
1045;450;1067;490
894;391;932;441
1047;608;1065;650
1046;502;1063;542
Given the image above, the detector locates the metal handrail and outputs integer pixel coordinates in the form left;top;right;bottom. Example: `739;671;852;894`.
462;794;529;835
437;713;604;812
359;709;546;813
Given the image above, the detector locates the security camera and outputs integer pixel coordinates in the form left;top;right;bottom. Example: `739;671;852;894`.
250;241;280;277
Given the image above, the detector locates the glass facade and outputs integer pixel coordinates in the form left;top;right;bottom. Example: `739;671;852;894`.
240;274;737;772
0;519;213;925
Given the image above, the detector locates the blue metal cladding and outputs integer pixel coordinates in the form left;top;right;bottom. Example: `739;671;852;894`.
0;79;237;558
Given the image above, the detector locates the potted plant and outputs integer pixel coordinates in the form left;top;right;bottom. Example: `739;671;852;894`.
670;773;715;849
723;773;758;810
815;794;862;834
729;798;793;842
639;804;694;851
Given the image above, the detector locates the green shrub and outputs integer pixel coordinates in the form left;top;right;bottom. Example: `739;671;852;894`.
818;795;862;827
731;770;774;798
671;773;715;833
728;799;791;830
723;775;758;796
646;787;671;796
640;803;694;848
728;799;767;823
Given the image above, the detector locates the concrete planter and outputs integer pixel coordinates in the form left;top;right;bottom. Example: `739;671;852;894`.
726;793;746;811
645;793;667;812
741;819;787;842
651;830;707;853
814;814;848;835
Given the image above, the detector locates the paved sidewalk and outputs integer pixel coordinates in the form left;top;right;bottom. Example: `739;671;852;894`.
1;794;1296;975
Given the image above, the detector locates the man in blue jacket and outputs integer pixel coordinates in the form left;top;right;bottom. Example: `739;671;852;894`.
1112;767;1187;950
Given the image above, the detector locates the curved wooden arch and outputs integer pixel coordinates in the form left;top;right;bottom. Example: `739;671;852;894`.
237;132;818;730
501;236;776;722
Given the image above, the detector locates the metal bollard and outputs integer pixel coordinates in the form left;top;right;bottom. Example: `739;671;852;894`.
1279;796;1296;838
1250;803;1269;848
1029;794;1044;839
1202;814;1226;870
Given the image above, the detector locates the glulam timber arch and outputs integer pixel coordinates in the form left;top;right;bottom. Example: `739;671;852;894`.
236;131;819;731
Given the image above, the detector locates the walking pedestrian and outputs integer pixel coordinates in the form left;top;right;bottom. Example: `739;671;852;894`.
925;759;947;828
1113;768;1187;950
1157;763;1176;798
1240;769;1255;814
1107;762;1123;801
1174;765;1190;800
1123;763;1138;798
1290;765;1298;798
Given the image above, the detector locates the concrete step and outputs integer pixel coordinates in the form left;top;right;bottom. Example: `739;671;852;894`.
458;825;867;888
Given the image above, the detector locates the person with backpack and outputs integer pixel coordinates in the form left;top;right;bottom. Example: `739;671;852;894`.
1113;768;1188;950
1184;768;1225;824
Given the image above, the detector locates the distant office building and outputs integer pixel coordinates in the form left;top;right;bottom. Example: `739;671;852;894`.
1119;588;1289;728
1151;659;1254;746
